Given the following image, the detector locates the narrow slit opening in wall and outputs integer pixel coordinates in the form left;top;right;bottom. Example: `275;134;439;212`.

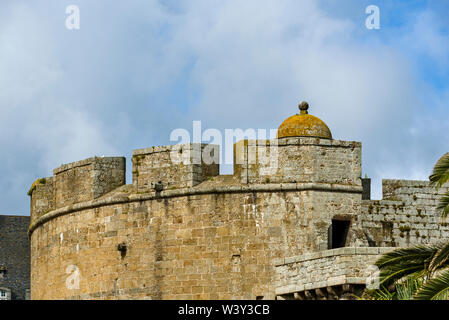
329;219;350;249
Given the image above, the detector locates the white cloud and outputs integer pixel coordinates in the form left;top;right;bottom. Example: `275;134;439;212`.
1;0;449;214
148;0;447;199
0;4;118;202
402;10;449;67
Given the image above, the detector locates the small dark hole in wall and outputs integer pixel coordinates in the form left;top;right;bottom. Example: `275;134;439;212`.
256;296;264;300
0;265;7;279
328;220;350;249
117;242;127;258
154;181;163;192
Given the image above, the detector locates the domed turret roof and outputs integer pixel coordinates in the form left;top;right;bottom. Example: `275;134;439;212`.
277;101;332;139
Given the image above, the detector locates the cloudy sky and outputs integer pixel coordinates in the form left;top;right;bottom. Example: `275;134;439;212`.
1;0;448;215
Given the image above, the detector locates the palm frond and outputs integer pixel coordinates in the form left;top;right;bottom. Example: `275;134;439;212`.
436;193;449;219
396;276;424;300
364;285;396;300
375;245;438;269
379;266;425;285
429;153;449;187
364;277;424;300
430;242;449;272
414;269;449;300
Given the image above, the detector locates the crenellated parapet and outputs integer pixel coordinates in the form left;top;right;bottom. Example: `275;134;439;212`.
360;179;449;247
382;179;449;202
29;157;125;222
132;143;219;193
234;137;361;185
28;177;55;221
53;156;126;208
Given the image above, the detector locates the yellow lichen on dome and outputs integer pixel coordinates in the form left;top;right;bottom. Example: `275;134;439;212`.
277;101;332;139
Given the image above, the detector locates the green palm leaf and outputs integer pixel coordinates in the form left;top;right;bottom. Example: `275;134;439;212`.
436;193;449;219
364;277;424;300
379;266;426;286
396;277;424;300
429;242;449;272
366;285;396;300
413;269;449;300
429;153;449;187
375;245;437;269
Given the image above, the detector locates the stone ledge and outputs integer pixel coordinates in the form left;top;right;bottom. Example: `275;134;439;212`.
274;248;399;296
362;199;404;206
133;143;215;156
275;275;369;295
383;179;431;187
246;137;361;148
53;156;125;175
53;157;97;175
274;247;395;266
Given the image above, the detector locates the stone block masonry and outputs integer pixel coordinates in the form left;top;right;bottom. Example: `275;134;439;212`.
274;247;394;299
360;179;449;247
0;215;30;300
28;138;366;300
132;143;219;193
234;137;361;186
54;156;126;208
29;157;126;221
27;138;449;300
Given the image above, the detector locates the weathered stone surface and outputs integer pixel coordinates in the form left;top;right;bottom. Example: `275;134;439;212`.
132;143;219;193
234;138;361;186
274;247;394;295
0;215;30;300
360;179;449;247
37;157;126;210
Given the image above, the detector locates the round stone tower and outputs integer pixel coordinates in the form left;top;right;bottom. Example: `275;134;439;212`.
29;102;365;300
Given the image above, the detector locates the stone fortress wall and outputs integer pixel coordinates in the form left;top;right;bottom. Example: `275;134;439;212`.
29;137;371;300
360;179;449;247
27;103;449;300
275;179;449;300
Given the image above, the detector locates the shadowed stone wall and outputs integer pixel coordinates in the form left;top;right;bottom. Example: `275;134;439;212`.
0;215;30;300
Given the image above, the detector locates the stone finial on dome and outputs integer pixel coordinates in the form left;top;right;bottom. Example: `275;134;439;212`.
299;101;309;114
276;101;332;139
